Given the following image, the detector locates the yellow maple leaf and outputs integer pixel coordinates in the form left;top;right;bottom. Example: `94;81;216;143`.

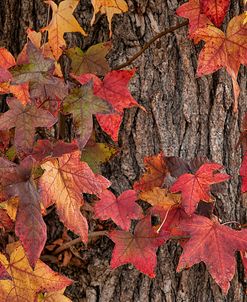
0;242;72;302
91;0;128;36
41;0;87;60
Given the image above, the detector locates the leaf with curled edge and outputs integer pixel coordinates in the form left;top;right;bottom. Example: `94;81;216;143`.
0;98;57;153
194;13;247;111
170;163;230;215
90;0;128;37
176;0;212;38
63;81;112;150
177;215;247;294
41;0;87;60
134;152;168;192
0;242;72;302
200;0;229;27
109;215;168;277
0;156;47;268
39;151;111;243
94;189;143;230
66;42;112;76
72;69;144;141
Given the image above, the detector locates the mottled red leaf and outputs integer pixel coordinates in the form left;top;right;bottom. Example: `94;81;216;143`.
94;189;143;230
0;209;14;231
170;163;230;215
109;215;168;277
177;215;247;294
201;0;229;27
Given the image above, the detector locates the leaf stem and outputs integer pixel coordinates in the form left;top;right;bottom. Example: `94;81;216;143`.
114;20;188;70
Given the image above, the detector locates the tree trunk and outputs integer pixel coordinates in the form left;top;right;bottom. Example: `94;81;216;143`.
0;0;247;301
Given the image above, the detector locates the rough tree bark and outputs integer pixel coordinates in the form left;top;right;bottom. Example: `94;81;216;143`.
0;0;247;301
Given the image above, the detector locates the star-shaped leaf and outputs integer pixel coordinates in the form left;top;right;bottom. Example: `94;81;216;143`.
0;242;72;302
170;163;230;215
0;98;57;153
41;0;87;60
200;0;229;27
63;81;112;149
177;215;247;294
90;0;128;36
109;215;168;277
94;189;143;230
39;151;111;243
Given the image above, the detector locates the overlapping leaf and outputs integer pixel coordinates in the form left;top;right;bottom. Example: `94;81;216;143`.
94;189;143;230
0;242;72;302
39;151;111;243
170;163;229;215
194;13;247;111
201;0;229;27
41;0;87;60
90;0;128;36
0;98;57;153
109;215;168;277
66;42;111;76
177;215;247;294
63;81;112;149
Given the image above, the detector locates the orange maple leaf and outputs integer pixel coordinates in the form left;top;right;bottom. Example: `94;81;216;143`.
194;13;247;111
39;151;111;243
91;0;128;36
0;242;72;302
41;0;87;60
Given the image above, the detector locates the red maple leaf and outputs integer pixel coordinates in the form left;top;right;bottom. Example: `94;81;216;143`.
177;215;247;294
170;163;230;215
200;0;229;27
72;69;144;141
176;0;212;38
109;215;168;277
94;189;143;230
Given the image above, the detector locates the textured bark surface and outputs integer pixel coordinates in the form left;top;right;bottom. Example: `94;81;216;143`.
0;0;247;301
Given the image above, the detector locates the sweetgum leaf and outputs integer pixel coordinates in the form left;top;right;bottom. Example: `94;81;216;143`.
177;215;247;294
0;242;72;301
176;0;212;38
109;215;168;277
63;81;112;150
0;98;57;153
90;0;128;37
66;42;112;76
201;0;229;27
39;151;111;243
94;189;143;230
170;163;230;215
41;0;87;60
133;152;168;191
194;13;247;111
0;48;16;69
0;156;47;268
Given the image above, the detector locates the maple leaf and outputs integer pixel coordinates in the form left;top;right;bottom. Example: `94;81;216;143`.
81;136;117;173
39;151;111;243
0;48;16;69
66;42;112;76
177;215;247;294
91;0;128;36
0;242;72;302
133;152;168;191
109;215;168;277
240;151;247;192
0;208;14;231
194;13;247;111
63;81;112;149
72;69;144;141
200;0;229;27
176;0;212;38
31;139;78;162
139;187;181;210
94;189;143;230
0;156;47;268
41;0;87;60
0;98;57;153
170;163;230;215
